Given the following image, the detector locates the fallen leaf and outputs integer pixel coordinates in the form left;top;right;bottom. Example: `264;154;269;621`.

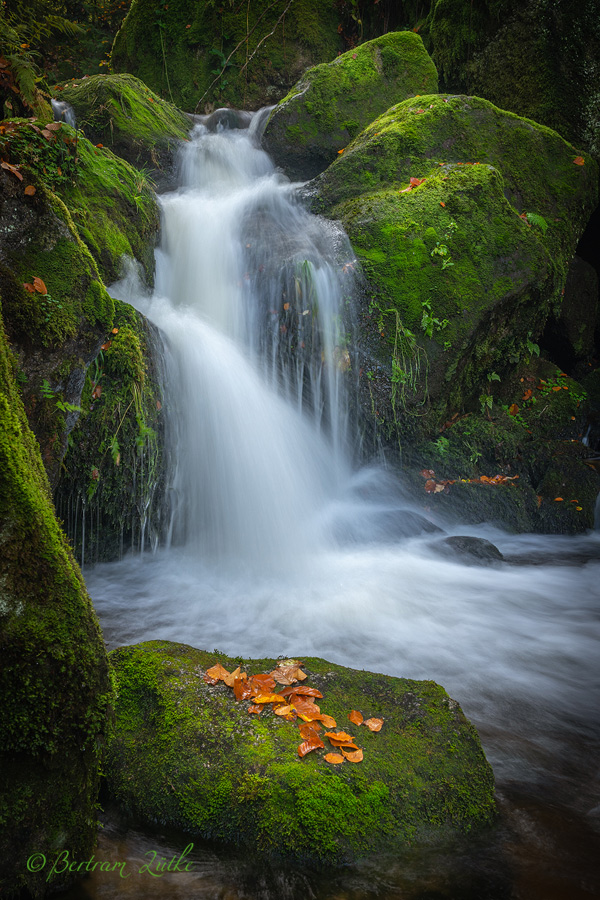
274;704;295;717
279;685;323;699
522;389;533;401
324;731;355;744
424;479;437;493
342;748;364;762
324;752;345;764
1;160;23;180
410;177;425;187
22;282;36;293
299;721;322;740
348;710;363;726
573;156;585;165
233;677;253;701
508;404;519;416
101;341;112;351
252;693;287;704
223;665;241;687
298;735;324;757
24;185;36;196
554;497;563;502
247;704;261;714
420;469;435;478
364;718;383;732
440;201;446;207
329;738;359;750
248;673;276;694
317;713;337;728
111;327;119;334
204;662;230;683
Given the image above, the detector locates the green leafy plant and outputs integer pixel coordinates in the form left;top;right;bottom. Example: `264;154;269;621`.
40;378;81;413
479;393;493;415
420;298;449;339
523;212;549;234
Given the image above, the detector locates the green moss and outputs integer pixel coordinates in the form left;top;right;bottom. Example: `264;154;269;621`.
55;300;166;564
0;301;113;897
264;31;438;179
111;0;342;112
106;641;495;863
56;73;191;171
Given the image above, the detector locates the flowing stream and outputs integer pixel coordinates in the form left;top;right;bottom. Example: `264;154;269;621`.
78;112;600;899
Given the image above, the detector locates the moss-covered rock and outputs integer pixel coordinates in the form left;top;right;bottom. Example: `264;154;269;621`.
0;117;160;485
111;0;343;112
55;74;191;185
106;641;496;863
0;304;113;898
262;31;438;180
55;299;168;564
312;93;597;530
424;0;600;157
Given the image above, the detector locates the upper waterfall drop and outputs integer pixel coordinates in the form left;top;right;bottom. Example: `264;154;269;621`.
113;112;358;570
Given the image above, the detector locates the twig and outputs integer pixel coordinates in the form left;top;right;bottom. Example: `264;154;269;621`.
239;0;294;77
194;0;280;112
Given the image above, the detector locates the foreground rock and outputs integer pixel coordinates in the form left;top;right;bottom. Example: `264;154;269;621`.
263;32;438;181
106;641;496;863
0;311;112;898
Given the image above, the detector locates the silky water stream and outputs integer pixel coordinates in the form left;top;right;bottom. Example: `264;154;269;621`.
71;113;600;899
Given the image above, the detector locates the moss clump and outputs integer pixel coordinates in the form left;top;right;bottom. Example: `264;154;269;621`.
106;641;495;864
0;303;113;898
55;300;167;564
55;74;191;175
111;0;342;112
263;31;438;180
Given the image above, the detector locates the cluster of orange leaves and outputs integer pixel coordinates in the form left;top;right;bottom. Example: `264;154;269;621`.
22;275;47;296
204;660;383;765
420;468;519;494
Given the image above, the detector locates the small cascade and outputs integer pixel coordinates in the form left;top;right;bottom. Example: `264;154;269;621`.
51;98;76;128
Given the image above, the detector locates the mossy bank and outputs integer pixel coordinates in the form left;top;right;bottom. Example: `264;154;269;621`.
106;641;496;864
0;306;113;898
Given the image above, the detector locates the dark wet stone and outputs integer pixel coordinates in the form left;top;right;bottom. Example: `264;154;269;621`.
432;536;504;565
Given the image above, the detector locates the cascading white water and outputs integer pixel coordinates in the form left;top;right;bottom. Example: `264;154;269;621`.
93;112;600;895
112;116;356;569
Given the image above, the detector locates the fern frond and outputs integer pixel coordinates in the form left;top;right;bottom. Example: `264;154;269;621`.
524;212;549;234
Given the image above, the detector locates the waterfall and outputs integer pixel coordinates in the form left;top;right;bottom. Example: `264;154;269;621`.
112;114;358;569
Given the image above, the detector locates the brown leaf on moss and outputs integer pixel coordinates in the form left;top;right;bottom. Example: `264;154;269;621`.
364;718;383;732
317;714;337;728
233;677;253;702
247;704;261;715
298;735;324;757
223;666;242;687
252;693;286;704
299;721;322;740
348;710;363;726
324;752;345;764
248;673;276;694
204;662;230;683
279;685;323;699
342;748;364;763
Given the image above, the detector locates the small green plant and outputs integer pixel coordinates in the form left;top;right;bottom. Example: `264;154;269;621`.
421;299;449;339
432;435;450;457
40;379;81;413
523;212;549;234
479;393;494;415
487;371;500;383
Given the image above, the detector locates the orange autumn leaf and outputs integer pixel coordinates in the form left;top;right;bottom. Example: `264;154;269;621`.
424;479;437;493
364;718;383;732
252;693;286;704
204;662;230;684
247;704;261;715
101;340;112;351
279;685;323;699
348;710;363;726
233;677;253;701
522;389;533;401
409;177;425;187
573;156;585;165
274;704;295;717
324;731;355;744
508;403;519;416
269;661;306;684
283;302;290;311
317;713;337;728
289;696;320;716
554;497;563;502
329;738;359;750
1;160;23;180
111;327;119;334
342;748;364;763
298;735;324;757
248;673;276;694
324;752;345;764
223;665;242;687
24;184;36;196
298;721;322;740
33;276;47;294
439;201;446;207
23;282;36;293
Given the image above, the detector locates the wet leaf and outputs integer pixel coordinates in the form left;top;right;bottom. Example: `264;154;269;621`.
409;177;425;187
247;704;261;714
22;282;36;293
317;713;337;728
329;738;359;750
348;710;363;726
204;662;230;683
233;676;252;701
1;160;23;180
424;478;437;493
223;665;241;687
573;156;585;165
364;718;383;732
279;685;323;699
298;735;324;757
324;731;355;745
24;185;36;196
33;277;48;294
522;389;533;401
508;403;519;416
274;704;295;717
101;341;112;351
342;748;363;763
248;673;276;694
299;721;322;740
283;302;290;311
252;693;286;704
554;497;563;502
111;327;119;334
440;201;446;207
324;753;345;764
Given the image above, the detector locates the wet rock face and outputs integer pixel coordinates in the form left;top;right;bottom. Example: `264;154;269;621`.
430;536;504;566
262;31;438;181
105;640;496;864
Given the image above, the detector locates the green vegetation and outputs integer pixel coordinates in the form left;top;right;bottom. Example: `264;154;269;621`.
0;302;113;898
107;641;496;863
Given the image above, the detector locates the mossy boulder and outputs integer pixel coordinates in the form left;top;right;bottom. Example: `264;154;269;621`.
55;74;191;185
111;0;342;112
0;118;160;485
0;306;113;898
55;299;168;564
424;0;600;156
106;641;496;863
312;93;597;530
262;31;438;181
